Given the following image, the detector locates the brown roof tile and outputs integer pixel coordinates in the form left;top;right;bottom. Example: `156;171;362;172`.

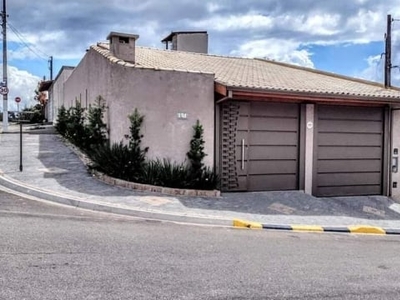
92;43;400;100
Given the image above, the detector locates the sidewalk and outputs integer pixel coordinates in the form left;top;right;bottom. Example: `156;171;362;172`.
1;123;400;232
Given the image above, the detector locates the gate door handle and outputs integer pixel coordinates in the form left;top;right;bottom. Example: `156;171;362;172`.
241;139;245;170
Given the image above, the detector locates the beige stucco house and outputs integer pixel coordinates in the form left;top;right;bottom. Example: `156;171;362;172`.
49;66;75;124
53;31;400;198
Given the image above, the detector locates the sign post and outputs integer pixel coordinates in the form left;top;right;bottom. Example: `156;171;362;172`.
15;96;22;171
15;96;20;119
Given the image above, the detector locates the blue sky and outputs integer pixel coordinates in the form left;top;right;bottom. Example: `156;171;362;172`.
2;0;400;111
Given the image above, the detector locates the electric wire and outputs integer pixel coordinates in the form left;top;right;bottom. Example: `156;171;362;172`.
7;21;49;61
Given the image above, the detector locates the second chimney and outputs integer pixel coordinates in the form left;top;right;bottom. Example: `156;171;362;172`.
107;32;139;63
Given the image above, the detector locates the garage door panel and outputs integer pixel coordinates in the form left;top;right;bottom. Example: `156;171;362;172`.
317;159;382;173
317;172;381;186
248;174;298;191
247;146;298;160
318;119;383;133
318;146;382;160
237;117;249;131
248;160;298;175
251;102;299;117
249;117;298;131
317;185;382;197
318;133;383;146
319;106;383;121
236;131;248;143
249;131;298;146
315;105;384;197
236;175;247;191
227;101;300;192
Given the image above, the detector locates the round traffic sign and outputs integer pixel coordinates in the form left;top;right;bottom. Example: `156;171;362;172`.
15;97;21;103
0;86;9;95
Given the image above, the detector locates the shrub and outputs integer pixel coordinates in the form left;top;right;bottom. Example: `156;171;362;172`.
187;120;206;176
127;108;148;172
140;159;219;190
190;167;220;190
55;105;69;136
90;142;142;181
140;159;191;188
66;101;87;148
23;104;45;124
86;97;108;149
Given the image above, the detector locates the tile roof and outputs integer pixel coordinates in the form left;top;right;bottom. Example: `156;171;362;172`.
92;43;400;100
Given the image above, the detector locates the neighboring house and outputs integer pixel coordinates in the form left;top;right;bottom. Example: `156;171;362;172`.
48;66;74;124
54;30;400;199
37;80;52;121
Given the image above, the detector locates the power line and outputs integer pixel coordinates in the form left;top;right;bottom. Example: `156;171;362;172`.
7;22;49;60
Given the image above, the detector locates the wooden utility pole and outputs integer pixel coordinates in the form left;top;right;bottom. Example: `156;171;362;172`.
1;0;7;131
385;14;392;88
49;56;53;80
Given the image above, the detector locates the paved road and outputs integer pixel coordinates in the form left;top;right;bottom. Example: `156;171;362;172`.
1;192;400;299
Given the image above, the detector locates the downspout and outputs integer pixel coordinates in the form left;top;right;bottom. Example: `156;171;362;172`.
216;90;233;104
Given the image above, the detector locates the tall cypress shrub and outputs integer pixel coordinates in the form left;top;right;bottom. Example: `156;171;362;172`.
187;120;206;176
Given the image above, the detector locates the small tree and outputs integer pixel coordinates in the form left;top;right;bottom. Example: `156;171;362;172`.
127;108;149;179
86;96;108;149
187;120;206;175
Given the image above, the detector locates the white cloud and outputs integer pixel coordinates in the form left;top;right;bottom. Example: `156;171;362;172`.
193;13;274;31
357;55;384;82
231;39;314;68
0;65;40;112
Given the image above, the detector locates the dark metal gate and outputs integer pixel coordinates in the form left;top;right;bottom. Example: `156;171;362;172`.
220;101;300;192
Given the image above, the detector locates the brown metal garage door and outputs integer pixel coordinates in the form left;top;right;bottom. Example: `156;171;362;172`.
226;102;300;191
314;105;384;197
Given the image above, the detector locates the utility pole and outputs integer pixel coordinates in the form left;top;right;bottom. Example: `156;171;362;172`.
385;14;392;88
1;0;8;131
48;56;53;80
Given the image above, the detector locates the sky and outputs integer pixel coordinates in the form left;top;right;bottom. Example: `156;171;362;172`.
1;0;400;111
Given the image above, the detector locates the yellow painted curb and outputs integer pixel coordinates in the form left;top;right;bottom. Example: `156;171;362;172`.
348;226;386;235
233;219;262;229
291;225;324;232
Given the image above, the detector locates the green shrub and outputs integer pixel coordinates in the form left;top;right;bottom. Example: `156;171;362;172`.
127;108;148;171
66;101;87;148
140;159;191;188
22;104;45;124
86;97;108;149
55;105;69;136
140;159;219;190
190;167;220;190
90;142;142;181
187;120;206;176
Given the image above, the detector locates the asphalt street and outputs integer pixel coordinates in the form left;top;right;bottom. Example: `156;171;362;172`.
1;192;400;299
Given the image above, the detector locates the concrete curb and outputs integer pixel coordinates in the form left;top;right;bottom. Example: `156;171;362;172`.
0;172;231;226
92;170;221;198
233;219;400;235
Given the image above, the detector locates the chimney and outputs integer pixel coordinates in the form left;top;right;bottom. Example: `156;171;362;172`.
161;31;208;54
107;32;139;63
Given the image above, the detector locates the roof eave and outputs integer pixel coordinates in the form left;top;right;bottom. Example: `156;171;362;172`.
224;86;400;105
